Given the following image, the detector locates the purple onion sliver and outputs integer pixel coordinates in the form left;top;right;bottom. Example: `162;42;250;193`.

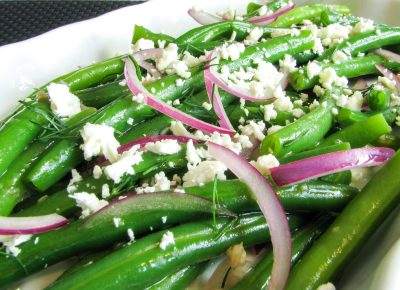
248;3;295;26
0;214;68;235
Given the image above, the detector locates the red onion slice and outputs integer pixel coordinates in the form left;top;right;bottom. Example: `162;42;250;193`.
124;58;234;136
248;3;295;26
132;48;163;78
208;142;291;290
205;51;275;101
270;147;395;186
375;48;400;64
0;214;68;235
188;8;222;25
375;64;400;92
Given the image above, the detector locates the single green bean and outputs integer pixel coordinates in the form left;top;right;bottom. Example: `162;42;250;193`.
320;113;391;148
45;214;305;290
367;86;391;111
285;149;400;290
132;25;175;45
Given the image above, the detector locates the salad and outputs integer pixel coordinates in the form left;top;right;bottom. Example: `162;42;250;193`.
0;1;400;289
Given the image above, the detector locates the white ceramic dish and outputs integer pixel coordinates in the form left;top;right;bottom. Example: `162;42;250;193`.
1;0;399;289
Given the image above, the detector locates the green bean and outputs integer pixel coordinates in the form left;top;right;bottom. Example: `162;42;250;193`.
320;9;359;26
320;113;391;148
260;100;334;158
285;149;400;290
232;216;331;290
280;142;351;163
0;193;231;286
290;54;400;91
146;263;207;290
320;171;352;185
45;214;305;290
16;150;188;217
367;86;391;111
319;26;400;61
337;107;397;127
132;25;175;45
269;4;350;28
185;179;358;213
246;0;289;17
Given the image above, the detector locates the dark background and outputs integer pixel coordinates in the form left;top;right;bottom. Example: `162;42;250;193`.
0;1;145;46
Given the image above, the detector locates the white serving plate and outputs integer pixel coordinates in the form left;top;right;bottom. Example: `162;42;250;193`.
1;0;399;289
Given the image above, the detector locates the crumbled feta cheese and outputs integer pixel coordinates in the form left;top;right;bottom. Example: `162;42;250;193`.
132;93;145;104
169;60;191;79
0;235;32;256
378;76;397;92
332;50;350;64
267;125;283;135
263;104;278;122
271;28;300;38
317;282;336;290
119;79;127;86
217;42;245;61
159;231;175;250
154;171;171;191
319;68;348;89
279;54;297;73
202;101;213;111
47;83;81;118
67;169;82;193
313;37;324;55
258;5;272;16
292;108;305;118
132;38;155;52
127;117;134;125
306;61;322;78
309;99;321;111
93;165;102;179
313;85;325;97
250;154;280;175
172;99;180;106
208;132;243;154
175;78;184;87
101;184;110;199
274;96;294;112
170;121;193;138
239;120;266;141
103;145;143;183
352;18;375;34
69;192;109;218
127;228;135;242
319;24;351;47
145;139;181;155
161;216;167;224
156;43;179;71
80;123;120;162
350;167;374;190
186;139;201;168
182;161;227;187
182;51;202;67
346;91;364;111
135;183;156;194
331;107;339;115
244;27;264;45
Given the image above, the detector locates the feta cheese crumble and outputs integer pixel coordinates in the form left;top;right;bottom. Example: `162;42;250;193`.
306;61;322;78
316;282;336;290
159;231;175;250
153;171;171;191
47;83;82;118
93;165;102;179
80;123;120;162
132;38;155;52
244;27;264;45
182;161;227;187
0;235;32;256
103;145;143;183
352;18;375;34
145;139;181;155
319;68;348;89
68;192;109;219
67;169;82;193
250;154;280;175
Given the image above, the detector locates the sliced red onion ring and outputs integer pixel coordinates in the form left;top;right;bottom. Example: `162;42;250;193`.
132;48;163;78
204;57;234;130
124;58;234;136
375;64;400;92
205;51;275;101
188;8;222;25
248;3;295;26
375;48;400;64
270;147;395;186
208;142;291;290
0;214;68;235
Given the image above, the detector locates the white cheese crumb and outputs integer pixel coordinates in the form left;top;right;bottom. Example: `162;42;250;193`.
175;78;184;87
279;54;297;73
332;50;350;64
352;18;375;34
161;216;167;224
244;27;264;45
170;121;193;138
154;171;171;191
127;228;135;242
47;83;81;118
267;125;283;135
159;231;175;250
68;192;109;219
309;99;321;111
202;101;213;111
67;169;82;193
0;235;32;257
145;139;181;155
172;99;180;106
132;93;145;104
80;123;120;162
350;167;374;190
127;117;134;125
319;24;351;47
274;96;294;113
34;237;40;245
250;154;280;175
132;38;155;52
182;161;227;187
113;217;123;228
119;79;127;86
239;120;266;141
93;165;102;179
186;139;201;168
319;68;348;89
258;5;272;16
292;108;305;118
306;61;322;78
103;145;143;184
101;184;110;199
263;104;277;122
317;282;336;290
217;42;245;61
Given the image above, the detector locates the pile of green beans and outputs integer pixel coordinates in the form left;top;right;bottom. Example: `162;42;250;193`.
1;1;400;289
